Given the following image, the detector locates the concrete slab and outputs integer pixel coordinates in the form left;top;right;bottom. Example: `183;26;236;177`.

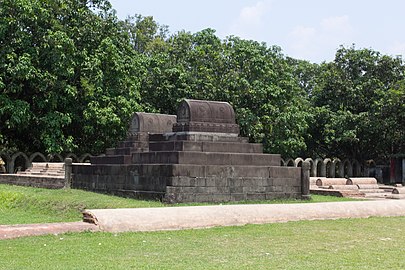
83;200;405;233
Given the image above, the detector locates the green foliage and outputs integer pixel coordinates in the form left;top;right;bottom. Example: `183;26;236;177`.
0;184;163;224
307;46;405;159
0;0;144;154
141;30;310;156
0;3;403;159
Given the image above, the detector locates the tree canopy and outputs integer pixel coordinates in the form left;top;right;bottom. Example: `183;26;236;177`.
1;0;404;161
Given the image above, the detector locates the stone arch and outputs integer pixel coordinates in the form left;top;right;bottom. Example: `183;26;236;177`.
294;157;304;167
352;159;362;176
79;153;92;163
341;159;353;177
48;153;64;162
321;158;332;177
304;158;315;177
314;158;323;177
285;158;295;167
375;158;388;166
332;158;342;177
280;158;286;166
365;159;376;177
65;153;79;163
29;152;47;164
10;152;29;173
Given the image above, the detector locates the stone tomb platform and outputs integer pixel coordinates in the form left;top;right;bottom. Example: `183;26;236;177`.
72;99;303;203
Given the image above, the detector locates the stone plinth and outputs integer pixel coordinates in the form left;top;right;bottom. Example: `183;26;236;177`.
73;100;303;203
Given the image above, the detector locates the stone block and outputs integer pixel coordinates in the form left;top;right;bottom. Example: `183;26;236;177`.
246;193;266;201
195;194;213;202
171;165;205;177
205;166;232;177
243;186;266;193
201;142;263;153
232;166;270;178
272;186;284;192
205;177;228;187
210;194;231;202
194;177;207;186
272;177;300;186
230;186;243;193
205;186;230;193
230;193;246;201
170;176;190;186
269;166;300;178
228;178;244;187
177;186;198;193
242;178;267;187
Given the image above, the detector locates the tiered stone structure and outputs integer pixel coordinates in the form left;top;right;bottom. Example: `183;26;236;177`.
72;100;303;203
0;162;66;189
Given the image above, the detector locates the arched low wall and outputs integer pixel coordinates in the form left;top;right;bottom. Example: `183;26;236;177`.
282;157;377;179
0;152;93;174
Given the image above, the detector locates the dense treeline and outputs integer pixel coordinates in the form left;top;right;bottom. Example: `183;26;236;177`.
0;0;404;160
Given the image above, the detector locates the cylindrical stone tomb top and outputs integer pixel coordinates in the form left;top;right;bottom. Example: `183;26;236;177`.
173;99;240;134
128;112;177;135
177;99;236;124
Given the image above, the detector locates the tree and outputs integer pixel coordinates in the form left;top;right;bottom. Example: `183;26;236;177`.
141;30;310;157
307;46;405;159
0;0;144;154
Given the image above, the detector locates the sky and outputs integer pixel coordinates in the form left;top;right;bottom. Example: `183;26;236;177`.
109;0;405;63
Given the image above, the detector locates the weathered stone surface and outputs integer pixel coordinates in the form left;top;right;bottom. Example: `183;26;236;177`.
128;112;176;135
72;99;304;203
149;141;263;153
346;177;378;185
131;151;280;166
83;200;405;233
328;185;359;190
310;177;326;186
392;187;405;194
173;99;239;134
316;178;347;187
356;184;380;190
0;174;65;189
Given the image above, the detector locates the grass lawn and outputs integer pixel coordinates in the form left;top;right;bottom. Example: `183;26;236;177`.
1;216;404;269
0;184;356;225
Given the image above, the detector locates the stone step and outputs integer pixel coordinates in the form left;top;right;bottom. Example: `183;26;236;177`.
105;147;148;156
359;189;386;194
131;151;281;166
74;164;300;179
116;141;149;149
90;155;132;165
149;141;263;153
149;133;249;143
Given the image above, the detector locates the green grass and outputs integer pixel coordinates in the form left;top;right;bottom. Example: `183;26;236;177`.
0;184;356;225
1;216;404;269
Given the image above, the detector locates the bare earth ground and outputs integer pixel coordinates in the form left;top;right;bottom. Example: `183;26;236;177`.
0;222;99;240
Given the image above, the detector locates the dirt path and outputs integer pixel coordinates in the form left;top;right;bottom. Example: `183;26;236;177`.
0;222;99;240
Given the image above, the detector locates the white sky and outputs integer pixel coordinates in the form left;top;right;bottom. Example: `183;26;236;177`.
109;0;405;63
